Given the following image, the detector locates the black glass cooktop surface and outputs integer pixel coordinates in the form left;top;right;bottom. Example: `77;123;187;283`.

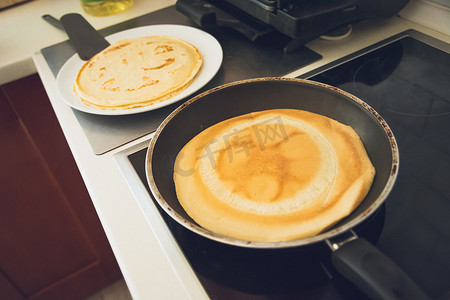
128;31;450;299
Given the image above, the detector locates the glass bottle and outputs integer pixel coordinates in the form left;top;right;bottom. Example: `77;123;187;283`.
80;0;133;17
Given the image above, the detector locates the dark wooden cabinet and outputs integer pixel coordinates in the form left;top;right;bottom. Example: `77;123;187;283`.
0;74;122;300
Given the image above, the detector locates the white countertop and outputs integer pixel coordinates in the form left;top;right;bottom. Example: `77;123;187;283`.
19;0;450;299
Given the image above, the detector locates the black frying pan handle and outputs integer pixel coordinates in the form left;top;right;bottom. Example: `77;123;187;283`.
329;235;430;300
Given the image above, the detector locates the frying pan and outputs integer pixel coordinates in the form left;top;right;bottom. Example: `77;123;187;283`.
146;78;429;300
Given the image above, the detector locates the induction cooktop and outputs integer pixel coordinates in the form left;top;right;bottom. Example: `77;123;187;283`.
115;30;450;299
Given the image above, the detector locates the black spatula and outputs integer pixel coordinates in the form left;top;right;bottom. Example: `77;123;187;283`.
60;13;110;61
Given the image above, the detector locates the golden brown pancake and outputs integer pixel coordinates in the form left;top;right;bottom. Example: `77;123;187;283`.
173;109;375;242
74;36;202;110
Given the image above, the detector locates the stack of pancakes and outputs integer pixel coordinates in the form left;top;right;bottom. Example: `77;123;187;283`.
74;36;202;110
173;109;375;242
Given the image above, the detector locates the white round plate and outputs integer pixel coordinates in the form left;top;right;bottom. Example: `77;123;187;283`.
56;25;223;115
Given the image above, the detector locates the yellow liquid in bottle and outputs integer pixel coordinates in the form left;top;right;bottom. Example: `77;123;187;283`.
81;0;133;17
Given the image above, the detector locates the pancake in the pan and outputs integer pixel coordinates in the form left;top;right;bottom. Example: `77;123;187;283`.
173;109;375;242
74;36;202;110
